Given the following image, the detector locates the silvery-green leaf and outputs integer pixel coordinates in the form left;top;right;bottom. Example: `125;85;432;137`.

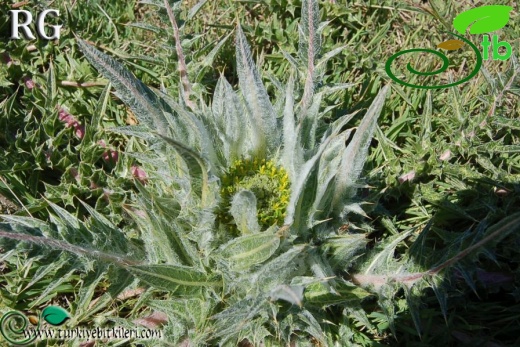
155;91;219;170
427;274;448;323
332;85;389;215
298;92;322;150
325;234;367;270
299;0;321;109
155;134;209;204
210;297;268;342
404;285;423;338
304;280;372;306
251;245;306;293
106;125;156;142
315;45;347;70
187;0;209;20
199;31;232;69
77;40;168;134
218;228;280;271
270;284;304;307
131;188;196;266
282;74;303;181
309;129;353;226
284;110;358;228
235;25;279;154
363;229;413;274
229;190;261;235
307;250;338;296
128;264;221;295
280;49;299;71
341;202;369;218
319;82;358;96
283;143;326;228
297;310;325;345
48;202;95;246
211;76;252;164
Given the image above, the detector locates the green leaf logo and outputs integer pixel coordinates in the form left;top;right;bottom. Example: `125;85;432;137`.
453;5;513;35
42;306;70;326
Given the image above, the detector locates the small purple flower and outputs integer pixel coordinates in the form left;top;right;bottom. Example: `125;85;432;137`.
57;106;84;139
102;150;118;163
398;171;415;184
99;140;119;163
58;108;77;127
58;109;75;126
74;124;85;139
23;76;35;90
44;149;53;161
131;165;148;184
1;52;12;66
439;150;451;161
70;168;80;182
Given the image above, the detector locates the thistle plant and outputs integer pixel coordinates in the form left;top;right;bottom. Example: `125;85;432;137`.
2;0;519;346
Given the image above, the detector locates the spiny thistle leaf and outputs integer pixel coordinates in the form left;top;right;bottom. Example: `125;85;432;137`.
77;39;168;134
235;25;279;155
127;264;222;295
332;85;390;216
197;31;232;75
155;92;219;168
0;226;138;267
218;228;280;271
361;228;414;276
298;90;322;150
304;280;372;307
324;234;367;270
282;73;303;182
270;284;305;307
299;0;321;109
284;108;362;228
283;138;332;227
309;128;354;225
211;76;254;164
210;296;268;342
130;187;197;266
298;310;326;345
250;245;307;294
155;133;209;204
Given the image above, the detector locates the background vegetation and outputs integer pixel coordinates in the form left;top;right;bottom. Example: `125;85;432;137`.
0;0;519;346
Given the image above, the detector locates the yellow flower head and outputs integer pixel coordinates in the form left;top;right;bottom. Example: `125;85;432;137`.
218;158;290;235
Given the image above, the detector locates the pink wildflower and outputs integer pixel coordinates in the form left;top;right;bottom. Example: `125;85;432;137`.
131;165;148;184
58;108;77;127
99;140;119;164
57;107;84;139
439;150;451;161
1;52;12;66
398;170;415;184
75;125;85;139
23;76;35;90
70;168;80;183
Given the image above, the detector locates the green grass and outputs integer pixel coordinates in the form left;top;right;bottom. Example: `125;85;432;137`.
1;0;520;346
